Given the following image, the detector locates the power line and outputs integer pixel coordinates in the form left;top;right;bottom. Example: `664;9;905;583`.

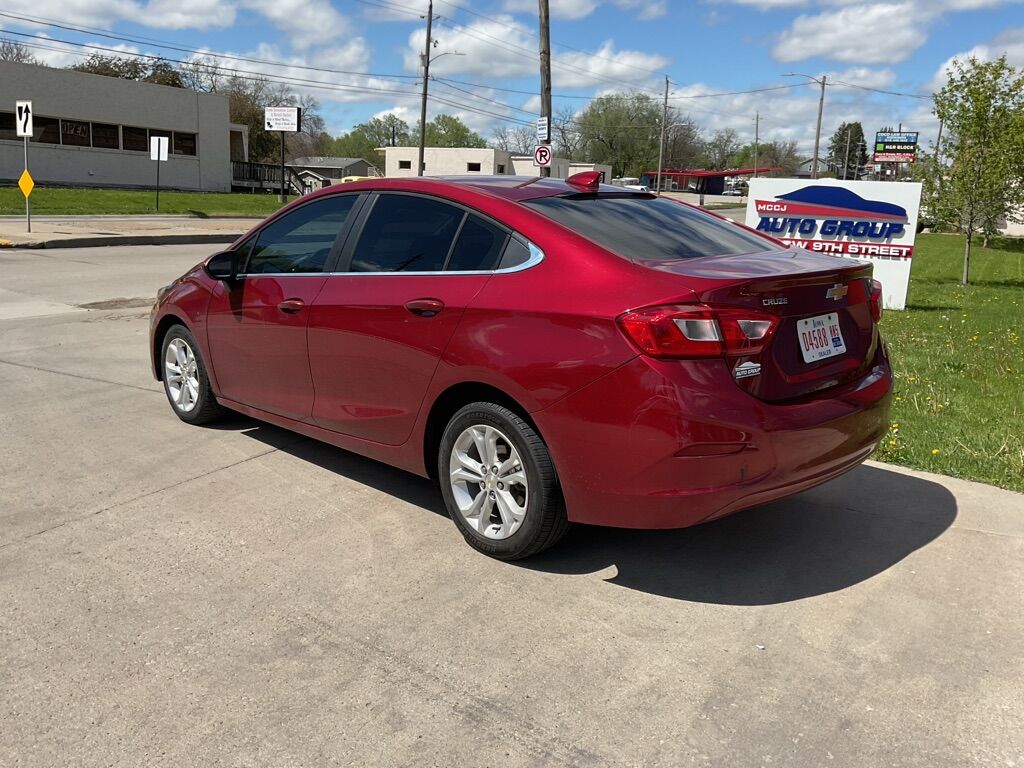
0;10;420;82
830;80;930;100
7;34;537;128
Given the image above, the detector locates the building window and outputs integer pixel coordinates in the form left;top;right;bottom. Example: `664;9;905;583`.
34;116;60;144
0;111;16;142
398;160;411;170
60;119;91;147
173;132;196;156
123;126;148;152
467;162;481;172
92;123;120;150
497;164;505;174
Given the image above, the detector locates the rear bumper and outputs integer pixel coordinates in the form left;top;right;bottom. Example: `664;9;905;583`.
533;347;892;529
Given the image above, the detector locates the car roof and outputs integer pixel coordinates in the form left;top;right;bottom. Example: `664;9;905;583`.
320;175;649;203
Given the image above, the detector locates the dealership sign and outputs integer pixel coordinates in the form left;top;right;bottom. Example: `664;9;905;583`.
874;131;918;163
745;179;922;310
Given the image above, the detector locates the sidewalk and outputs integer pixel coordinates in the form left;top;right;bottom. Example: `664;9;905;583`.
0;215;256;249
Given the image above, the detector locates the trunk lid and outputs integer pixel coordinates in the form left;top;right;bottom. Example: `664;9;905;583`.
646;249;879;402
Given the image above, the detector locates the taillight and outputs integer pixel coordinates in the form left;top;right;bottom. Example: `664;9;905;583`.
868;279;883;323
617;305;779;359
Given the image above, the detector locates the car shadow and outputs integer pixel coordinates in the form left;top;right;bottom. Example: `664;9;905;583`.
227;417;957;606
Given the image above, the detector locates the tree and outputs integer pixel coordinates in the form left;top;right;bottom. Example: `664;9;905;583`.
573;92;661;177
69;54;185;87
922;55;1024;284
0;39;39;64
827;121;869;179
703;128;742;170
331;115;412;165
730;140;800;175
414;114;487;148
491;125;535;154
178;56;327;164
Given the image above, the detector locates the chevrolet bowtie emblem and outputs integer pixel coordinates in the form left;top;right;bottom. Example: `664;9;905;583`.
826;283;848;301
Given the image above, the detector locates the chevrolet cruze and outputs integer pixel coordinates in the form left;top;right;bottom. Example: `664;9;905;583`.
151;173;892;559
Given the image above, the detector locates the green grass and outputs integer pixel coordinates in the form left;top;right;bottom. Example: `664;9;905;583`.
0;186;285;217
873;233;1024;492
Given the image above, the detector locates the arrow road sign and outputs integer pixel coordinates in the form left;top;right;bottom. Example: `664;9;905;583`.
16;101;33;138
533;145;552;168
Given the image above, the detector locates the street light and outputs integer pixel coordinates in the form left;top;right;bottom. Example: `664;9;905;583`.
416;5;464;178
784;72;827;180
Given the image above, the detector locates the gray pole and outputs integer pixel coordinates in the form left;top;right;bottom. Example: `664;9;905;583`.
538;0;552;178
753;111;759;179
278;131;287;202
656;76;668;194
23;136;31;233
417;0;434;178
155;153;161;213
843;127;851;179
811;75;826;180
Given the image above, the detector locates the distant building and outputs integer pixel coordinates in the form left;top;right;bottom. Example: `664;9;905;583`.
286;155;382;191
0;61;247;192
378;146;610;181
793;157;827;179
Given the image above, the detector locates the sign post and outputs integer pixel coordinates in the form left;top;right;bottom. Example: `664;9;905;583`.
150;135;169;212
16;100;33;232
745;178;922;310
264;106;302;203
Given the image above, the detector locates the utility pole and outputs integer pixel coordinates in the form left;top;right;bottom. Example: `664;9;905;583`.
417;0;435;178
753;111;759;178
812;74;826;180
538;0;552;178
656;76;668;194
842;126;851;180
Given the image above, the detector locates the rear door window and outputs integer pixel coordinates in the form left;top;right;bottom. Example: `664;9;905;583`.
447;215;509;272
350;194;464;272
245;195;357;274
523;195;783;261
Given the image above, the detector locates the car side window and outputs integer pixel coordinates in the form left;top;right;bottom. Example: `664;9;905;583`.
446;215;509;272
350;194;464;273
245;195;357;275
497;237;531;270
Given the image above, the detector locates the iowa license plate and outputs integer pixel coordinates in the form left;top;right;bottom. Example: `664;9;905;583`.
797;312;846;363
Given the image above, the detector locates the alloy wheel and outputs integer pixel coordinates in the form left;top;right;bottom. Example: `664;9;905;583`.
449;424;528;539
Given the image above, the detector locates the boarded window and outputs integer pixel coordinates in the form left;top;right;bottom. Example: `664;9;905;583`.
173;132;196;156
123;126;148;152
398;160;411;170
92;123;120;149
467;162;481;172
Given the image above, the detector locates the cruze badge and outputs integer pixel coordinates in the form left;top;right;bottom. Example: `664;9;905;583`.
762;297;788;307
826;283;848;301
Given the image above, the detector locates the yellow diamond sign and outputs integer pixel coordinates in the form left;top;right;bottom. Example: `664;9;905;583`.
18;169;34;198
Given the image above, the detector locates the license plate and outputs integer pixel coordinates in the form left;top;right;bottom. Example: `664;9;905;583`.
797;312;846;363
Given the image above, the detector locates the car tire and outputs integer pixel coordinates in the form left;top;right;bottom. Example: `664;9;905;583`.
160;324;225;425
439;402;570;560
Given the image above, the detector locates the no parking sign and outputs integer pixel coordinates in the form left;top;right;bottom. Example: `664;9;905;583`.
533;145;552;168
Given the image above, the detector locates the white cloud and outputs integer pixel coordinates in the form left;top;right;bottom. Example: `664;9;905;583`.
142;0;236;29
825;67;897;89
774;3;928;64
503;0;599;20
927;26;1024;90
612;0;668;19
239;0;351;49
1;0;142;28
705;0;808;7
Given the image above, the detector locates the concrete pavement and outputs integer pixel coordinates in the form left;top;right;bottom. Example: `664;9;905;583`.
0;215;253;249
1;244;1022;767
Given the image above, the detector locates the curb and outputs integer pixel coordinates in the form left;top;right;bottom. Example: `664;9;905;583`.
0;233;241;249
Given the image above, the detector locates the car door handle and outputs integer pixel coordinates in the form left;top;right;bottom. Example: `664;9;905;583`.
405;298;445;317
277;299;305;314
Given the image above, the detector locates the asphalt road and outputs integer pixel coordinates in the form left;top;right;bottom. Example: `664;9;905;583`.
1;244;1022;767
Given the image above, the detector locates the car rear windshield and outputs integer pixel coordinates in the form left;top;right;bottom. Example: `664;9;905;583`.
523;194;783;261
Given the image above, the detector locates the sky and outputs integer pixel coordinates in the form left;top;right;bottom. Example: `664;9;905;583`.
2;0;1023;156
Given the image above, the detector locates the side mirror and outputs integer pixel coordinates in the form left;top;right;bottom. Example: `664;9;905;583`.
205;250;239;282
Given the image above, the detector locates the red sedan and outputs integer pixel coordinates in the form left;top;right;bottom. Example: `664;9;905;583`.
150;173;891;559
